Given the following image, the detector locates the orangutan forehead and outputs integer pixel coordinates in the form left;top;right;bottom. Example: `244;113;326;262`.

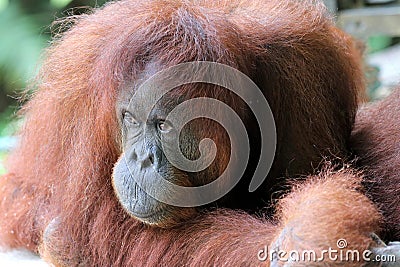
117;59;235;109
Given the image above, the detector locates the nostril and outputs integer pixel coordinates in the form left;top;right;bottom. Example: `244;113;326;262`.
136;152;154;169
132;151;138;161
149;154;154;165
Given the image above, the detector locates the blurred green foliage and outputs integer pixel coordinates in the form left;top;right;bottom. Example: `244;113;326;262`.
0;0;107;100
0;152;6;175
0;5;45;88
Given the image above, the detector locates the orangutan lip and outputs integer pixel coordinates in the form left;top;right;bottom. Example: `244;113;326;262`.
131;209;165;220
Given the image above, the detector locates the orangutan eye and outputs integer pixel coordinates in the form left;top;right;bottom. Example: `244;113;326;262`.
123;111;139;126
157;120;173;133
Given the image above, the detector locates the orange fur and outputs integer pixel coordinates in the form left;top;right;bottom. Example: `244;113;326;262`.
271;169;381;266
351;88;400;240
0;0;394;266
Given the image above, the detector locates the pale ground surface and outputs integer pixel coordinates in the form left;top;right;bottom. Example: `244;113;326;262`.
0;249;48;266
0;44;399;266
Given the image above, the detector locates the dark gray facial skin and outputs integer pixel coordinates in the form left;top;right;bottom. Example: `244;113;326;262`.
113;94;193;227
112;82;235;227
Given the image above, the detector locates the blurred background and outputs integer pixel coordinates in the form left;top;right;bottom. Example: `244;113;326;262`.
0;0;399;175
0;0;107;174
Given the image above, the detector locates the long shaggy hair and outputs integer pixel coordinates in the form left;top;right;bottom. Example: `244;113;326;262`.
0;0;387;266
